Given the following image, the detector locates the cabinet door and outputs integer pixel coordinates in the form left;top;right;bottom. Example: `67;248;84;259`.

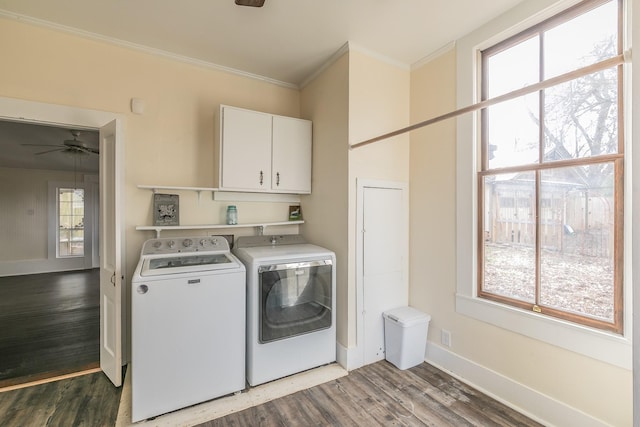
272;116;312;193
221;106;272;191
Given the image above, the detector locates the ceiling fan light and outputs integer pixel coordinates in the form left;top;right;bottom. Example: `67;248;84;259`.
235;0;265;7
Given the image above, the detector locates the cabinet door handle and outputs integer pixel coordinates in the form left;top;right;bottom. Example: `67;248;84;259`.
259;170;264;185
276;172;280;186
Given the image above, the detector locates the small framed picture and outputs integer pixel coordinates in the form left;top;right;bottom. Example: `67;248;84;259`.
153;194;180;226
289;205;302;221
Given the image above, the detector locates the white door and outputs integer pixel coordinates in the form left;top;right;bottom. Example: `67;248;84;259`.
99;119;123;386
271;115;312;193
358;182;408;366
220;106;272;191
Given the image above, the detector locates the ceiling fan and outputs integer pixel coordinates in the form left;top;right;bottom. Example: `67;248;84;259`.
235;0;265;7
22;130;99;156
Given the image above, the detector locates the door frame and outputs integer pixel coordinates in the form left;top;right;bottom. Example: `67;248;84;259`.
0;96;126;383
355;179;409;369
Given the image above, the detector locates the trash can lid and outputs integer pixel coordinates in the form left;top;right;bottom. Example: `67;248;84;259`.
383;306;431;327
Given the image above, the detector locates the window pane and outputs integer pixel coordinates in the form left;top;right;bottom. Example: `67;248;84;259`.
486;36;539;98
539;164;615;321
58;188;84;257
544;1;617;79
544;68;618;161
487;94;539;169
482;172;536;303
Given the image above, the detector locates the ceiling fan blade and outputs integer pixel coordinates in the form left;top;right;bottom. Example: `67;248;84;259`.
34;148;65;155
22;143;67;148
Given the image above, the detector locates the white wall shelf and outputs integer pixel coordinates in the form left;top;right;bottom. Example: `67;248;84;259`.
136;221;304;238
137;185;301;203
138;185;219;203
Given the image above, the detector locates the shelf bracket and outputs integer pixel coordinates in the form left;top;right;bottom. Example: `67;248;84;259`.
256;225;265;236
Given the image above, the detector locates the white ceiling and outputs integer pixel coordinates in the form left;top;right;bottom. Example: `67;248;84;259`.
0;0;524;172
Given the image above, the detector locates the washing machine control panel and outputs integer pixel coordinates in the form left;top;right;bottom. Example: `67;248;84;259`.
141;236;230;255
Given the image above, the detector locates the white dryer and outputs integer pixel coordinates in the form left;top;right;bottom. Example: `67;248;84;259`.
233;235;336;386
131;236;246;422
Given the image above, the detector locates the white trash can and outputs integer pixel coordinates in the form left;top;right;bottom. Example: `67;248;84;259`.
383;306;431;370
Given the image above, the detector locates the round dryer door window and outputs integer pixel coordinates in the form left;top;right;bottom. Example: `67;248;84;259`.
258;260;333;343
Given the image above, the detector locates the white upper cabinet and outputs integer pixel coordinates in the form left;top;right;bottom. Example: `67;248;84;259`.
215;105;312;194
272;115;312;193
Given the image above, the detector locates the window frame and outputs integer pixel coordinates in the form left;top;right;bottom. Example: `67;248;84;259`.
477;0;624;334
455;0;631;369
57;187;86;258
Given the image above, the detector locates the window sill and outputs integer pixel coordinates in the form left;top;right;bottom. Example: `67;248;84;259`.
456;293;631;370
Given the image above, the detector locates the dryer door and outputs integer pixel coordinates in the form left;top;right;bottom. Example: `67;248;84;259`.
258;259;333;343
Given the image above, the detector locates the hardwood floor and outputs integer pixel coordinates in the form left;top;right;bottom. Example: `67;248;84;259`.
199;361;544;427
0;369;122;427
0;269;100;388
0;361;542;426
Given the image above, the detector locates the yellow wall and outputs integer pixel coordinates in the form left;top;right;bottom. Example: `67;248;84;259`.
409;48;631;427
0;17;303;281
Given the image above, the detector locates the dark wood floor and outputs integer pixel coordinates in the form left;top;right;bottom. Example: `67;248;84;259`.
0;369;122;427
0;269;100;388
202;361;544;427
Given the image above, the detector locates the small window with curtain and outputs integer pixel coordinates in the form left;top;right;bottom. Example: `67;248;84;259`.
58;187;85;257
478;0;623;333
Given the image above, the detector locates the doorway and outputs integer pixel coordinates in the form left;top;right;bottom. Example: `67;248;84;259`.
356;180;409;366
0;97;124;388
0;120;101;387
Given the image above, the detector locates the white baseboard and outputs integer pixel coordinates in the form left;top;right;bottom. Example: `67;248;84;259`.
336;342;363;371
0;259;88;276
425;343;608;427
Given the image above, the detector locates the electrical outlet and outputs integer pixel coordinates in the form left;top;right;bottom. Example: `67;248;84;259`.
441;329;452;348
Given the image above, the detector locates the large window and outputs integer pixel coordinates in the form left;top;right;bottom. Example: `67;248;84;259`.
479;0;623;333
58;188;85;257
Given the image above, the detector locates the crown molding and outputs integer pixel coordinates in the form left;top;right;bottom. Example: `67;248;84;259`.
411;41;456;70
0;10;298;90
300;41;412;89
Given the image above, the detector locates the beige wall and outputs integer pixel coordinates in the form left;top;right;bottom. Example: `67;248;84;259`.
409;48;631;426
300;53;350;346
300;49;410;352
0;17;303;282
347;50;410;348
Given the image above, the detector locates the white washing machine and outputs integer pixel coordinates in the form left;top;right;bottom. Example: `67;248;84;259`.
131;236;246;422
233;234;336;386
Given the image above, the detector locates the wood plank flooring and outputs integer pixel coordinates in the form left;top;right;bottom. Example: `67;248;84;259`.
0;369;122;427
0;269;100;388
200;361;544;427
0;360;542;426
